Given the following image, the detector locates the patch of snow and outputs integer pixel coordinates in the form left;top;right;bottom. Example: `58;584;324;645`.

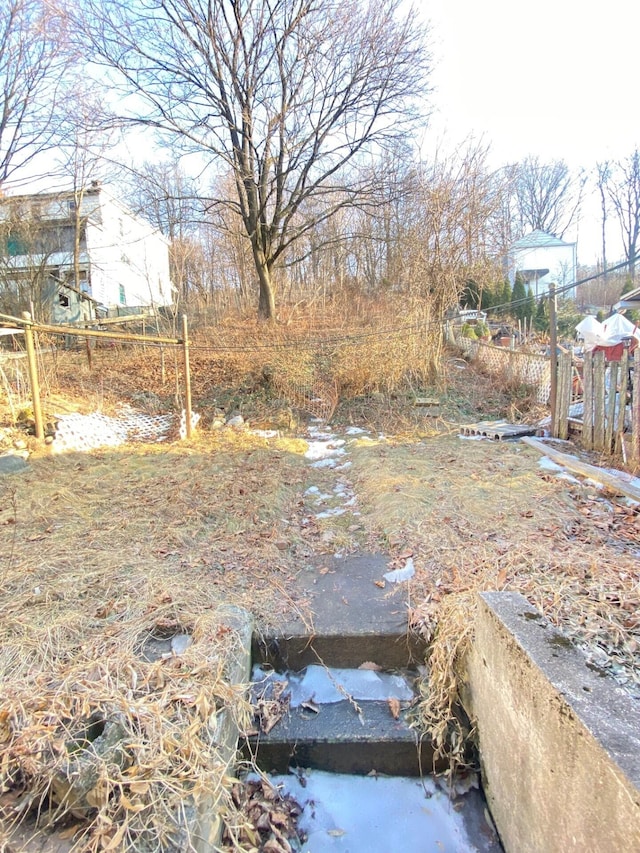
311;458;340;469
556;473;581;484
538;457;564;473
315;508;347;519
584;479;604;490
304;440;346;461
384;558;415;583
252;429;279;438
344;426;369;435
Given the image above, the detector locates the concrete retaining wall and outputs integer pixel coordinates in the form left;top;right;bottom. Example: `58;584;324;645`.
464;591;640;853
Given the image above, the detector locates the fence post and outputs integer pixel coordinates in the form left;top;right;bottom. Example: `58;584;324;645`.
181;314;193;438
556;352;571;440
583;351;593;449
593;351;606;451
21;311;44;440
633;349;640;463
605;360;618;453
548;283;558;436
616;351;629;456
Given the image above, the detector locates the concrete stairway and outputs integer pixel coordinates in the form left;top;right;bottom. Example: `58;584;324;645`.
246;553;433;776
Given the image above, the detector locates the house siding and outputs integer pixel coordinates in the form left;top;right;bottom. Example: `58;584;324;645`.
0;186;173;320
507;232;577;298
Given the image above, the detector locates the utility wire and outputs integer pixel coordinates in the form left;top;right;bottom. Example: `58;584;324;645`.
484;255;635;317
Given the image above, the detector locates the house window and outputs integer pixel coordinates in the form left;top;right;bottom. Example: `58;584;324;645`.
119;284;126;304
68;200;77;213
6;235;28;256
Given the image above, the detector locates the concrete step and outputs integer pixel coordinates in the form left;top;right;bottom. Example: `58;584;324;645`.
246;698;438;776
252;553;427;670
248;553;432;778
253;631;425;671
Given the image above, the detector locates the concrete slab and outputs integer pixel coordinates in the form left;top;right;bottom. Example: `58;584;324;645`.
464;591;640;853
253;553;425;669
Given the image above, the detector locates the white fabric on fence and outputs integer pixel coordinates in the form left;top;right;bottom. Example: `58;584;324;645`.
576;313;639;351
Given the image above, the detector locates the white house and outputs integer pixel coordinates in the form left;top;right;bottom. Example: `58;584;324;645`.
0;183;173;322
507;230;577;299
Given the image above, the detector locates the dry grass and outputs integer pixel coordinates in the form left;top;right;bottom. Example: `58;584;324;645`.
346;431;640;771
0;430;314;850
2;312;637;832
1;298;441;434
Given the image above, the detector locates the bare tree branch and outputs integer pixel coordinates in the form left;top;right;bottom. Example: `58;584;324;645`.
76;0;432;318
0;0;73;187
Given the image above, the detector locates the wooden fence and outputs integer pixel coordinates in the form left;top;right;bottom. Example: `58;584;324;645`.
449;328;552;404
554;348;639;463
451;327;639;465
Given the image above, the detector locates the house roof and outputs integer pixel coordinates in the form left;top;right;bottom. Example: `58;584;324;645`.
614;286;640;310
510;230;573;250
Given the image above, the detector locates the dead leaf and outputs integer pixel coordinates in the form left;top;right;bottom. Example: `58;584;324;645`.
358;661;382;671
374;579;385;588
58;825;81;840
388;698;401;720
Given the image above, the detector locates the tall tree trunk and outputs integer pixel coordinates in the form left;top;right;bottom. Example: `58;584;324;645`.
252;243;276;320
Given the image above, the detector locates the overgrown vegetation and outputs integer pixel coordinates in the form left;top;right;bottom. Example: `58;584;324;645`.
1;291;638;849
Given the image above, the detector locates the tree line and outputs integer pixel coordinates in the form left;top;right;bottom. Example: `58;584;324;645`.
1;0;639;326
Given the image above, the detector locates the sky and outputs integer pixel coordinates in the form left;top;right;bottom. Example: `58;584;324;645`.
9;0;639;267
424;0;640;263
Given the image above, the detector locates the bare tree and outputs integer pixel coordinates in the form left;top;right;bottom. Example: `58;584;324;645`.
0;0;71;187
77;0;431;319
54;85;117;294
511;156;584;238
125;158;201;243
602;149;640;282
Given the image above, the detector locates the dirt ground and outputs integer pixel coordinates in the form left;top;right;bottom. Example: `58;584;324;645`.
1;346;639;849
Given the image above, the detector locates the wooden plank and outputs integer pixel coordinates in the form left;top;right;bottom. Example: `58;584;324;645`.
460;421;538;440
556;352;571;440
605;361;618;452
583;351;593;449
616;352;629;445
593;351;606;451
20;320;179;346
633;349;640;462
522;437;640;502
68;313;151;327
